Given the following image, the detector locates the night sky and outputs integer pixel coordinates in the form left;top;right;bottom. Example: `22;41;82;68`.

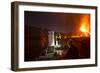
24;11;90;33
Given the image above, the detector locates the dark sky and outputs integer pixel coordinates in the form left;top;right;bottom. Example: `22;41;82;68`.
24;11;90;33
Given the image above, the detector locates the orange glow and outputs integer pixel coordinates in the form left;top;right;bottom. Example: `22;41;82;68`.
80;23;90;37
80;24;87;32
79;15;90;37
80;15;90;34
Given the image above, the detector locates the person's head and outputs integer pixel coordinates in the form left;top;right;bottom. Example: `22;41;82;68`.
67;39;73;48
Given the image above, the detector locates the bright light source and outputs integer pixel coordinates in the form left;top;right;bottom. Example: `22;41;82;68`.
80;25;87;32
80;24;90;37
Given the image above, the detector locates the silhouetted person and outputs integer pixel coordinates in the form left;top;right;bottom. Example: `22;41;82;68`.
65;39;79;59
